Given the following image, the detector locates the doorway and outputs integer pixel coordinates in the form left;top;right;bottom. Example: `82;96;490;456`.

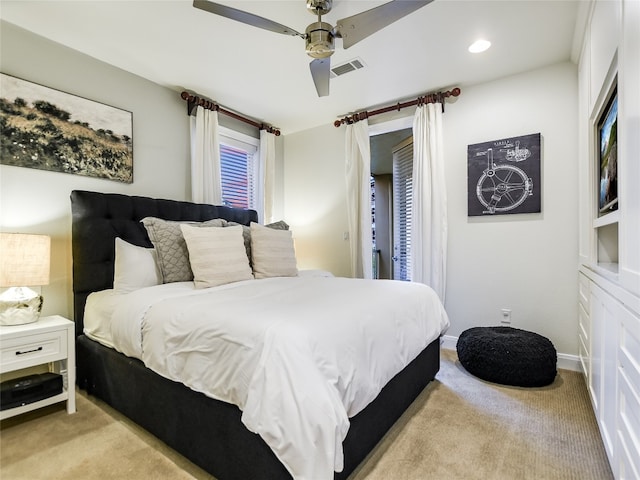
370;127;412;280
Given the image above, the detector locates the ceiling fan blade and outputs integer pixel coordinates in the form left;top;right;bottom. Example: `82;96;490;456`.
310;58;330;97
193;0;304;37
335;0;433;49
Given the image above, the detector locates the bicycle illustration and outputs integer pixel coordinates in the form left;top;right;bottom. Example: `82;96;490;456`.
475;147;534;214
504;140;532;162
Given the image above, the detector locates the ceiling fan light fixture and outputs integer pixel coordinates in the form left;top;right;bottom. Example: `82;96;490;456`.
305;22;335;59
468;39;491;53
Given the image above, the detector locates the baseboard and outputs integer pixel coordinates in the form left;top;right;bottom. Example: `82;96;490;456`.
557;353;582;372
441;335;458;352
441;335;582;372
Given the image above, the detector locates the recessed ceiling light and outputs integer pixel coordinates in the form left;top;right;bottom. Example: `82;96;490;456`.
468;39;491;53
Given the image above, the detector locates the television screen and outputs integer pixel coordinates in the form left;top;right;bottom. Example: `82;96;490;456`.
598;89;618;215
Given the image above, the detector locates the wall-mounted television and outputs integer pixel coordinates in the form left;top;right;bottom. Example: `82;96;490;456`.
598;87;618;216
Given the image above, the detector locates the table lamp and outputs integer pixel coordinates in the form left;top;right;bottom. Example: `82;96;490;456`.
0;233;51;326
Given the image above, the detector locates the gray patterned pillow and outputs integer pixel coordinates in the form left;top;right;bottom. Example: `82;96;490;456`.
141;217;227;283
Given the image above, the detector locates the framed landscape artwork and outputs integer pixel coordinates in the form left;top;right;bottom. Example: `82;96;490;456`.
0;73;133;183
597;87;618;216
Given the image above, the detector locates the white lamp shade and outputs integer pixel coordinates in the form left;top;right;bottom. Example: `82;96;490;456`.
0;233;51;287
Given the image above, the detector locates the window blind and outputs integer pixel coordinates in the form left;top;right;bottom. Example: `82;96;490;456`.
219;129;258;210
220;144;250;208
392;140;413;281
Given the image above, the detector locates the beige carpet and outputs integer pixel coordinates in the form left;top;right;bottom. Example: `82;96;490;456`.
0;349;613;480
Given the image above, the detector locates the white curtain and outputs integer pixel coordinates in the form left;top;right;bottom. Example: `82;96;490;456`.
411;102;447;302
256;129;276;223
345;120;373;279
189;106;222;204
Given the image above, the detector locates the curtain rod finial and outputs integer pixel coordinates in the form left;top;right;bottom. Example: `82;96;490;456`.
260;124;282;136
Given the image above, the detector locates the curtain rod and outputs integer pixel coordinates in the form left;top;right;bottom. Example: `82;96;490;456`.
334;87;461;128
180;91;281;136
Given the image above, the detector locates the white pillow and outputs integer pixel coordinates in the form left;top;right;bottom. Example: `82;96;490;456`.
250;222;298;279
113;238;162;294
180;224;253;289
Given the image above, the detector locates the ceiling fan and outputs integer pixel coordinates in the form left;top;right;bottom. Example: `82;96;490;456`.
193;0;433;97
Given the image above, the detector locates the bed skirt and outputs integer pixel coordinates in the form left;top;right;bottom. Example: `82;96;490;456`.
76;335;441;480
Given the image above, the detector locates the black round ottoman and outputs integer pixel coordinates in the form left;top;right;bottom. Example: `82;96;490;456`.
456;326;557;387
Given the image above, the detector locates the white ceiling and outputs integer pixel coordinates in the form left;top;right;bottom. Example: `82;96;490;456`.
1;0;584;135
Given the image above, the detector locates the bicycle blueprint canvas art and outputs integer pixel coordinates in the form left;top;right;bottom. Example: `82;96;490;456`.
467;133;541;216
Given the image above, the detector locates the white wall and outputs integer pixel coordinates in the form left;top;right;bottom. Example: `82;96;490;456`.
445;62;579;355
0;21;191;319
284;62;580;355
283;123;351;277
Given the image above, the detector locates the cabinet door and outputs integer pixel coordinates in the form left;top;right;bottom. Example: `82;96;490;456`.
590;282;618;466
618;303;640;479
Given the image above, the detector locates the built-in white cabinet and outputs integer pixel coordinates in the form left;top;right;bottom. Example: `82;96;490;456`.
577;1;640;478
618;302;640;479
581;270;640;479
578;0;640;296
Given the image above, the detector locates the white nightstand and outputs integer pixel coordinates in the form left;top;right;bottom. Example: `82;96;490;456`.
0;315;76;420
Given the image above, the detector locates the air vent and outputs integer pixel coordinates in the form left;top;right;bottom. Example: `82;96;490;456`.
330;58;365;78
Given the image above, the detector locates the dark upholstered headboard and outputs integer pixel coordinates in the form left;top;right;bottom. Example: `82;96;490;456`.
71;190;258;337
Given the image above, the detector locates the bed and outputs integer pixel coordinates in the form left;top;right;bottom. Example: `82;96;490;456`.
71;189;449;480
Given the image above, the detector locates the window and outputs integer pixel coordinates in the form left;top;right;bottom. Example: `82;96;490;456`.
219;127;259;210
392;138;413;281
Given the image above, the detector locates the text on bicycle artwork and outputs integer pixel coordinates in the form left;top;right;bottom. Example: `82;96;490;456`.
467;133;541;216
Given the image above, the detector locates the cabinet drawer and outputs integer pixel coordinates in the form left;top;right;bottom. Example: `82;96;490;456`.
579;303;590;343
619;304;640;398
619;369;640;479
0;329;67;372
578;273;590;310
579;333;589;362
618;304;640;478
578;334;589;378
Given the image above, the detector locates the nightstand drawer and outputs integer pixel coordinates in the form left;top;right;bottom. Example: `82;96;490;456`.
0;329;67;372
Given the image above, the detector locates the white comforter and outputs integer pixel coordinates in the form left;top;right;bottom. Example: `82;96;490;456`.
100;276;449;480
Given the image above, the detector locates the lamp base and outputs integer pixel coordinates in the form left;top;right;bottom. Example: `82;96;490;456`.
0;287;43;326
